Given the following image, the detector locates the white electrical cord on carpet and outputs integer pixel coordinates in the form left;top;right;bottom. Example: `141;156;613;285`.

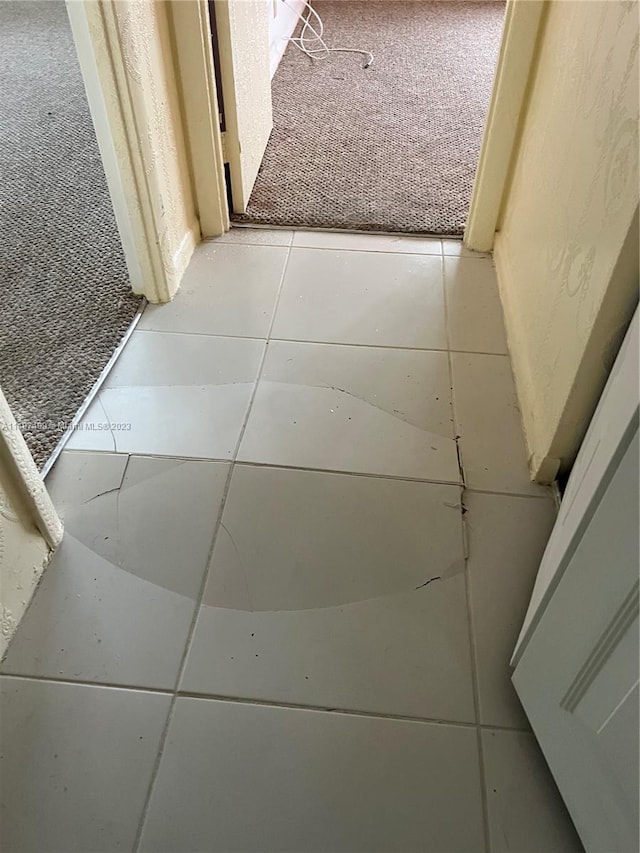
285;0;374;69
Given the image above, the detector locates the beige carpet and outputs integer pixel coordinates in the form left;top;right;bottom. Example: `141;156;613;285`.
234;0;505;234
0;1;141;469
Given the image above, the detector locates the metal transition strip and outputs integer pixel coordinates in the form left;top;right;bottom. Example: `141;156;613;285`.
229;222;465;240
40;298;148;479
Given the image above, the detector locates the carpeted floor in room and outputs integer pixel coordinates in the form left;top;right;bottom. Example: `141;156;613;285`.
0;1;141;469
235;0;505;234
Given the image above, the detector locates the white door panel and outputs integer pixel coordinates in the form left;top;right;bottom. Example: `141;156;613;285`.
513;434;639;851
515;313;639;656
214;0;273;213
512;308;639;853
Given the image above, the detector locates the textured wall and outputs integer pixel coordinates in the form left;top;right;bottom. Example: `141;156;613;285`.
494;0;639;481
0;465;51;657
0;390;61;655
114;0;198;298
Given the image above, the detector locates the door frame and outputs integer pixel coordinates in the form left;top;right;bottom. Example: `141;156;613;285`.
168;0;230;238
3;0;219;549
175;0;546;249
167;0;229;236
464;0;547;251
6;0;550;539
66;0;209;300
3;0;172;557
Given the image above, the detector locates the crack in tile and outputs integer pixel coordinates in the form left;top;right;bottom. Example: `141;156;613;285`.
414;576;441;590
263;379;452;435
220;522;254;612
209;557;466;614
96;397;118;453
113;457;132;570
81;487;121;506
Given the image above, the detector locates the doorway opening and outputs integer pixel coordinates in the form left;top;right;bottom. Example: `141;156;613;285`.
0;1;142;471
227;0;506;235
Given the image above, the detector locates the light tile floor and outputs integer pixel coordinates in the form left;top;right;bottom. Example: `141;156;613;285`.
0;230;582;853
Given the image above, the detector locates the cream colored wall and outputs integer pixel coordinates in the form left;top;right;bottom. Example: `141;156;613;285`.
113;0;199;300
494;0;639;482
0;462;52;657
0;391;63;655
70;0;200;303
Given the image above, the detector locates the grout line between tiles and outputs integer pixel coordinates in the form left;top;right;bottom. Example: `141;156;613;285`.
441;253;466;494
270;339;507;357
0;672;531;735
464;486;552;501
130;328;267;342
130;463;231;851
234;459;462;486
234;455;465;485
463;550;493;853
463;534;493;853
174;692;472;728
442;250;492;853
233;241;294;459
58;449;550;501
206;236;443;256
60;452;463;488
131;241;295;853
277;245;444;258
173;692;531;735
126;327;510;359
0;672;173;696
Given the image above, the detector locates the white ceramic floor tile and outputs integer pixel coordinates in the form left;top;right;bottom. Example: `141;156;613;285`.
211;227;293;246
2;453;228;689
272;247;447;348
0;677;171;853
66;332;264;459
442;239;490;258
207;466;464;611
482;729;583;853
101;329;264;387
292;229;442;254
465;492;556;728
444;256;508;354
451;352;548;495
139;242;288;337
238;341;460;481
182;466;474;721
140;698;484;853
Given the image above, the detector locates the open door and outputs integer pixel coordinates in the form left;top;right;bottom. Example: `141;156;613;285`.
212;0;273;213
512;310;639;852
